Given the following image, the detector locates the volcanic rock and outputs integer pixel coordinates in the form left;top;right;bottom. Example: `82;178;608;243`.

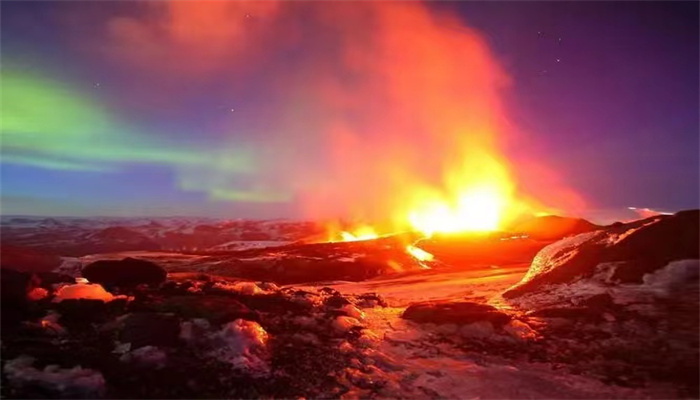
120;312;181;348
1;268;42;326
402;301;511;326
56;299;110;326
82;257;167;289
503;210;699;299
152;295;259;325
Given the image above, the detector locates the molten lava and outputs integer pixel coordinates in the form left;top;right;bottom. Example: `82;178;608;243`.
407;185;505;236
339;226;380;242
402;151;519;237
405;245;434;262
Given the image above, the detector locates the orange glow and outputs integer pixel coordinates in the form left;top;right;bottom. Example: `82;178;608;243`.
103;2;585;224
328;225;380;242
400;151;520;236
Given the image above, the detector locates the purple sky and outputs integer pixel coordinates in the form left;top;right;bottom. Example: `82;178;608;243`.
1;1;698;223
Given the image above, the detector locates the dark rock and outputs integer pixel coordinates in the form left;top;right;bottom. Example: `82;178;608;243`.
402;301;511;326
319;287;340;295
324;295;351;308
56;299;110;326
355;292;388;308
151;295;259;325
1;268;42;327
35;271;74;288
82;257;167;289
120;312;181;348
238;292;311;314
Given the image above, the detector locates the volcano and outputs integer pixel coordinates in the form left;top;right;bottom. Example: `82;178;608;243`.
1;211;698;399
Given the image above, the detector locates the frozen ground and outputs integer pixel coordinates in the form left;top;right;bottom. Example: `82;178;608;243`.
294;266;677;399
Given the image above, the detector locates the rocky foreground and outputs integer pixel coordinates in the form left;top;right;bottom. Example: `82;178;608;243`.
1;211;698;399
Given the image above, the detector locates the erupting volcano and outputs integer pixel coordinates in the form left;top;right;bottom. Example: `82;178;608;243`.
1;0;698;399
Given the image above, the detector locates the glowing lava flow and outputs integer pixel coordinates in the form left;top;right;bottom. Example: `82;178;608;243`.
407;185;505;236
339;226;380;242
328;225;435;266
403;152;517;237
405;245;434;262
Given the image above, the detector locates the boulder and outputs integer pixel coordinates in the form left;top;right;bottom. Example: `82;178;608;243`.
401;301;511;327
82;257;166;289
1;268;41;326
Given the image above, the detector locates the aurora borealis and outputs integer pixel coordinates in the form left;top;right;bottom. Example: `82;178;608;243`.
1;1;698;220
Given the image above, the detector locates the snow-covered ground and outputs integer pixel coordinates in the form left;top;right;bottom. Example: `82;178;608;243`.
292;265;678;399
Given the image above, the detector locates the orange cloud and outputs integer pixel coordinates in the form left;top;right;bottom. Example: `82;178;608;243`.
94;1;584;226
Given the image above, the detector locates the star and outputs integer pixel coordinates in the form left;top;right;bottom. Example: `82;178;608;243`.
556;58;561;62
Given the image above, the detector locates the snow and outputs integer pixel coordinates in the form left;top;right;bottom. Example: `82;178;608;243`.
207;319;270;376
340;304;366;320
53;283;118;302
300;265;528;307
502;320;538;341
332;316;363;333
54;257;82;277
520;230;606;285
640;259;700;296
211;281;264;295
458;321;495;339
3;355;106;398
501;259;700;311
301;264;681;399
179;318;212;342
119;346;167;369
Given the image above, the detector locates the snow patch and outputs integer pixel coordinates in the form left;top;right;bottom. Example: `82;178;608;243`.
459;321;495;339
641;259;700;297
332;316;363;333
340;304;366;320
119;346;167;369
3;355;106;398
212;281;264;295
207;319;269;376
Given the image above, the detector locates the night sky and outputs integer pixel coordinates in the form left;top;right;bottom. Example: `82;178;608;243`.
1;1;698;222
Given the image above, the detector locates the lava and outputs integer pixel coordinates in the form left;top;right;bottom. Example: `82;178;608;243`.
339;226;380;242
405;245;434;262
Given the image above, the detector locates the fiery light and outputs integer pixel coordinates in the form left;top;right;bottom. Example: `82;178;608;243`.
340;228;379;242
96;1;584;227
406;245;434;262
401;151;519;236
407;185;506;236
328;225;380;242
